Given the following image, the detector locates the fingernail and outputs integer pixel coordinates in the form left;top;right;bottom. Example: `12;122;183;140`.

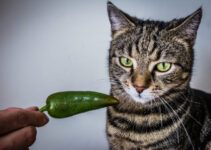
44;116;49;124
34;106;39;111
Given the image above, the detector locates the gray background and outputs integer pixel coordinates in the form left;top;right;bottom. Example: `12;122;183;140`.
0;0;210;150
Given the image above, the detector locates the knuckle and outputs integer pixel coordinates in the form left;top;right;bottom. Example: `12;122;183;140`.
5;107;21;112
27;106;39;111
17;110;29;126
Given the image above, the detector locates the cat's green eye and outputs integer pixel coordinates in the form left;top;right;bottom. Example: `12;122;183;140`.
119;57;133;67
156;62;171;72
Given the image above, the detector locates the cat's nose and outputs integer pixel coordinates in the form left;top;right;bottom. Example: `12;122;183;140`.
134;85;145;93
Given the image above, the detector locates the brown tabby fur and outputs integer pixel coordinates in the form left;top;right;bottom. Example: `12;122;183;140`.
106;2;211;150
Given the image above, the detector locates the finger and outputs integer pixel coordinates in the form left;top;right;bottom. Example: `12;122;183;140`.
25;106;39;111
0;108;49;135
0;126;36;150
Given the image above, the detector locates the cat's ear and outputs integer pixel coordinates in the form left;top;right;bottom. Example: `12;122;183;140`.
107;2;135;37
169;8;202;45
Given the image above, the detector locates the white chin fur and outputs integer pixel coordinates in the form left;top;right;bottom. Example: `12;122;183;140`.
125;87;155;104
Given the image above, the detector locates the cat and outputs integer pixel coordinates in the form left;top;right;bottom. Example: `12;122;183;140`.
106;2;211;150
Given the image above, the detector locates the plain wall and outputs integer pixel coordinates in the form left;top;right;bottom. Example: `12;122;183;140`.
0;0;210;150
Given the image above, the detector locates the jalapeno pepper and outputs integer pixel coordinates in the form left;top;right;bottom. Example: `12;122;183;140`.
39;91;119;118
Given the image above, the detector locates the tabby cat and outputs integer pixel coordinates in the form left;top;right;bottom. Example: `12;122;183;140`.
106;2;211;150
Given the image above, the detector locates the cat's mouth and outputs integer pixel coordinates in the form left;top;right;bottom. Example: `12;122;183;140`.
125;86;157;104
137;93;142;98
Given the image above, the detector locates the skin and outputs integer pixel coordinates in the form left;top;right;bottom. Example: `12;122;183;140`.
0;106;49;150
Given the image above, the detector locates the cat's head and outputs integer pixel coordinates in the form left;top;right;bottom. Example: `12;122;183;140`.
107;2;202;104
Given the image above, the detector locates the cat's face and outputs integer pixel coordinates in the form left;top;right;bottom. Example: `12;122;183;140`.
109;29;191;104
107;2;202;104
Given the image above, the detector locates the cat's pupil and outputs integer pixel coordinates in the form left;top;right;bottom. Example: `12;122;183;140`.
162;63;166;68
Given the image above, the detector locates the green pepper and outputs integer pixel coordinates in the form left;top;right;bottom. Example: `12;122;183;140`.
39;91;119;118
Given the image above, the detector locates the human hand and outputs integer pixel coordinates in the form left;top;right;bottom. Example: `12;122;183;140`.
0;106;49;150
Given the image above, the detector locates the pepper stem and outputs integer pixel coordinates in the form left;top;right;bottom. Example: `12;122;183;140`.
39;105;47;112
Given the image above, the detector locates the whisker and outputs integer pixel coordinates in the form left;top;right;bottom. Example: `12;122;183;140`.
159;104;163;128
151;80;164;128
171;98;202;127
171;88;201;105
158;88;202;127
161;97;194;150
159;97;180;144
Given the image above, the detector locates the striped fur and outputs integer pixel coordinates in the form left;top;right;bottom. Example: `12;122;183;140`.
106;2;211;150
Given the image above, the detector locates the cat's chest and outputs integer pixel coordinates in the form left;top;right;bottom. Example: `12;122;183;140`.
107;106;182;146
